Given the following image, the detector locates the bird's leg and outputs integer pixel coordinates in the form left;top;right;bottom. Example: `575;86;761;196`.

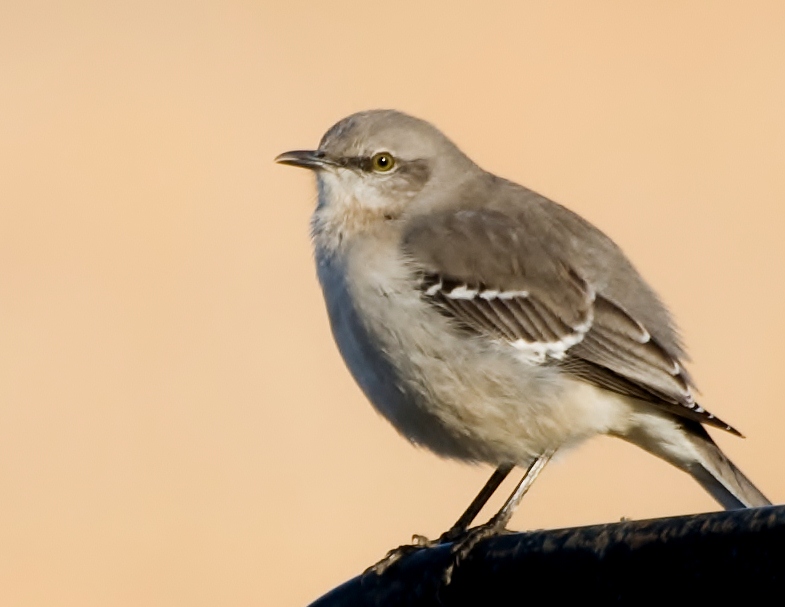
365;463;514;576
436;462;514;543
443;450;554;584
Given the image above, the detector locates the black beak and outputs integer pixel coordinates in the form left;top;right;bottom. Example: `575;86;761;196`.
274;149;338;170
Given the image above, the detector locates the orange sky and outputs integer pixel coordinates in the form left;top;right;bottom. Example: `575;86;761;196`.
1;2;784;606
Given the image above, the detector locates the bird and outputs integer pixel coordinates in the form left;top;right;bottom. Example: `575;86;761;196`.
276;109;770;570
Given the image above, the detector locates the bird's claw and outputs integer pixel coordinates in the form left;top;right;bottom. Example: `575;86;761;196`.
364;533;438;576
365;523;506;582
442;522;507;585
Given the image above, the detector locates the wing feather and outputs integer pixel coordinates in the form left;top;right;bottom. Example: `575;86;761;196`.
403;207;738;434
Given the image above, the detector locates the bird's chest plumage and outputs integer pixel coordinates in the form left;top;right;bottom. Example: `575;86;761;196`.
314;237;605;465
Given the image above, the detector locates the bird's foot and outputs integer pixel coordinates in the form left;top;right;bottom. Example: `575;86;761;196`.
442;521;508;585
364;523;490;578
364;533;438;576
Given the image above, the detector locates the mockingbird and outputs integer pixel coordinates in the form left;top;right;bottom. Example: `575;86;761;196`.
276;109;770;567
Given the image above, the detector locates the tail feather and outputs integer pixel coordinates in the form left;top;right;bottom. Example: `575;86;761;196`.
622;412;771;510
682;424;771;509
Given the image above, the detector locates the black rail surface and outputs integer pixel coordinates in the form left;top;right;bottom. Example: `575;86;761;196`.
308;505;785;605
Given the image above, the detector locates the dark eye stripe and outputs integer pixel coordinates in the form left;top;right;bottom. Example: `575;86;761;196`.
339;156;372;171
340;155;395;172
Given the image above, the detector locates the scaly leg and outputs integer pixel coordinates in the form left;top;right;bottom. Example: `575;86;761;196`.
367;463;514;575
443;451;555;584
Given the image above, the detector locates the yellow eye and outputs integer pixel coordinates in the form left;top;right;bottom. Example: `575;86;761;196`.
370;152;396;172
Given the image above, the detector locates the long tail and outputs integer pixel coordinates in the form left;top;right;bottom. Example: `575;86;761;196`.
681;423;771;509
623;414;771;510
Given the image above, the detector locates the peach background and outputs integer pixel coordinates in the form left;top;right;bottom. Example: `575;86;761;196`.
2;2;784;605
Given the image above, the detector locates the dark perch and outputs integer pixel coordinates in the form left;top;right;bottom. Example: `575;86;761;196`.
308;505;785;605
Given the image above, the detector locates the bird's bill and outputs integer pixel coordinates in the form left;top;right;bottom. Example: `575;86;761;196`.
274;149;338;170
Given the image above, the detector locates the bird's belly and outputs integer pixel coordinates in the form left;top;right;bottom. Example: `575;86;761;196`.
317;251;630;465
318;255;482;460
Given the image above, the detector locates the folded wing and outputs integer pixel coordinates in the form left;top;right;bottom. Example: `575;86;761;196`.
403;207;739;435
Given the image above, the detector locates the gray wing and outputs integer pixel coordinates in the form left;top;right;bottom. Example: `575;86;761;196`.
402;207;740;435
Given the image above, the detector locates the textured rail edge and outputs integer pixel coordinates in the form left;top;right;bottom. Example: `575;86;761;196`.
308;505;785;605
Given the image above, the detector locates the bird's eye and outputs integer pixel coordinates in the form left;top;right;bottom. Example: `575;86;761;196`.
370;152;396;172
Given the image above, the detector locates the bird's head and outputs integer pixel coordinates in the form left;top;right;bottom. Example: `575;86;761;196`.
276;110;477;247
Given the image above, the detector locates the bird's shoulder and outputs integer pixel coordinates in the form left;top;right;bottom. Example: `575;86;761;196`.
402;176;682;357
397;177;740;434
